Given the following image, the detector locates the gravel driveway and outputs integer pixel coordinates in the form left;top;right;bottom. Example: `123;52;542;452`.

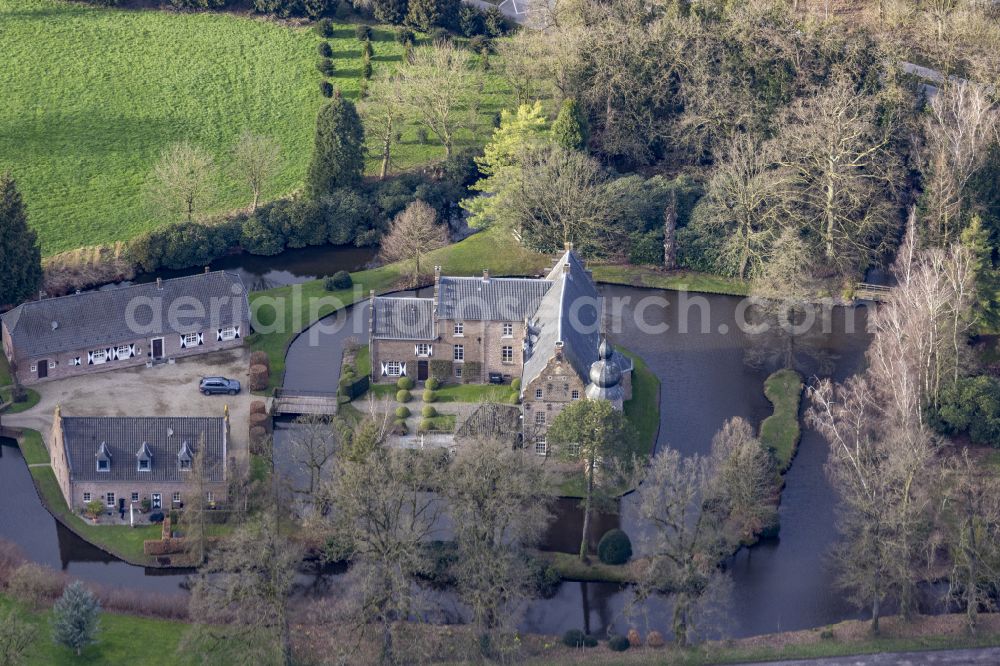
3;348;251;464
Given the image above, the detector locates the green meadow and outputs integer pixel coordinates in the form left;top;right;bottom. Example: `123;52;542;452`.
0;0;511;255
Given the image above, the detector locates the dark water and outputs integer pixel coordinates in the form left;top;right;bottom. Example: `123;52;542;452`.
103;244;376;292
2;284;878;639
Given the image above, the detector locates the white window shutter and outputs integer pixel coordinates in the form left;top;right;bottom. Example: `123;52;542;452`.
198;332;204;345
380;362;388;377
129;344;137;358
180;336;186;349
217;329;223;341
414;345;419;356
234;326;240;338
87;351;94;365
400;362;407;376
106;347;114;360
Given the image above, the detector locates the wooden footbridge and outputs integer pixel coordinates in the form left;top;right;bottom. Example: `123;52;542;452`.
854;283;893;302
271;388;340;416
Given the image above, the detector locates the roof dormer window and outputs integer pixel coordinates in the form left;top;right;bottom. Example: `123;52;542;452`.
177;441;193;471
96;442;112;472
136;442;153;472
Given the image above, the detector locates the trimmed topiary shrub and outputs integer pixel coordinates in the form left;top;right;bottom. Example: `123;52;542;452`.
511;377;521;391
597;529;633;565
316;58;335;76
355;24;372;41
395;27;415;45
318;41;333;57
425;377;440;390
149;512;165;524
393;419;408;435
328;270;352;289
397;376;415;390
421;405;437;418
250;400;267;415
562;630;585;648
319;80;334;98
395;406;411;419
314;18;334;37
419;418;433;432
362;60;373;80
250;350;270;370
608;635;630;652
249;364;270;391
422;389;437;403
396;389;412;403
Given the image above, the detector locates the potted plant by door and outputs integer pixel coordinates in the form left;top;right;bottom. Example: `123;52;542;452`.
85;500;104;524
141;497;152;513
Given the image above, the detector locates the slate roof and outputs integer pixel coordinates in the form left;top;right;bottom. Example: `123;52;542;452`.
61;416;226;483
436;276;552;321
372;297;436;340
1;271;248;359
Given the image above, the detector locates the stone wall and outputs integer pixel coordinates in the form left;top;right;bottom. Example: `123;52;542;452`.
521;352;588;453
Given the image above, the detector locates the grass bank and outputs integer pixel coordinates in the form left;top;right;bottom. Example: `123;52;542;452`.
0;595;191;666
591;264;749;297
1;0;512;254
759;369;804;472
0;353;12;386
541;551;635;584
14;428;162;565
1;387;41;414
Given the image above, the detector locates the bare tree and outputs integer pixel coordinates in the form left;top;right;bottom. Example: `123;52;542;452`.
708;417;778;545
231;132;281;213
378;200;448;284
146;141;216;222
446;436;554;658
287;414;338;503
631;447;731;647
922;81;1000;245
184;512;301;665
663;191;678;270
391;43;483;158
360;75;406;180
318;444;447;664
0;609;35;666
182;437;216;567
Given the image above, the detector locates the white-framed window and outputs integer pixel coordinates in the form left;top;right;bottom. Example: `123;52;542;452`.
568;442;581;457
106;492;115;508
131;492;139;503
385;361;403;377
571;389;580;400
48;360;56;369
172;492;181;504
455;366;462;378
218;326;240;341
29;364;36;372
152;493;161;509
415;343;432;357
502;322;513;337
453;322;464;336
206;491;215;504
89;349;108;365
115;344;131;360
453;345;464;362
83;492;91;503
534;388;543;399
180;332;202;348
138;459;150;471
97;459;109;472
534;438;547;456
535;411;546;426
179;459;192;471
501;346;513;363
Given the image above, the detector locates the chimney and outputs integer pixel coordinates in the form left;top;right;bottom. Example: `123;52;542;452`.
564;241;574;252
156;277;163;290
562;262;570;275
433;266;441;305
482;268;490;283
204;266;210;274
554;340;564;360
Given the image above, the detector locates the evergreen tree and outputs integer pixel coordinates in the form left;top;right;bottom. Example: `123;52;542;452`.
51;581;101;657
371;0;407;24
961;215;1000;329
306;95;365;198
0;173;42;307
551;98;589;152
405;0;440;31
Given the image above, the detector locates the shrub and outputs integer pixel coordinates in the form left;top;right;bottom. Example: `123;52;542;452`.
421;405;437;418
249;426;268;454
429;27;450;44
249;364;270;391
483;6;506;36
397;376;415;390
250;350;270;370
396;389;412;403
362;60;373;79
929;375;1000;447
583;634;599;647
419;418;433;431
422;389;437;403
355;24;372;41
84;499;105;520
597;529;633;565
468;35;490;54
429;360;453;381
363;40;373;59
395;406;411;419
393;419;408;435
562;630;585;648
396;27;415;45
249;412;272;433
318;41;334;57
608;635;630;652
320;80;334;98
250;400;267;415
458;4;483;36
324;270;353;291
646;630;665;648
425;377;440;390
9;563;64;609
510;377;521;391
149;512;165;523
316;57;336;77
314;18;334;36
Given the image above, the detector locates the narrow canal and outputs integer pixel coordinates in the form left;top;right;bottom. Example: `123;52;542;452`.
2;248;887;639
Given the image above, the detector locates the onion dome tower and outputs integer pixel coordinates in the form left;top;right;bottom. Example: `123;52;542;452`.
585;339;624;409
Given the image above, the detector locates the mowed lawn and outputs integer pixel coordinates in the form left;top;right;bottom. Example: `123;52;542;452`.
0;0;512;255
